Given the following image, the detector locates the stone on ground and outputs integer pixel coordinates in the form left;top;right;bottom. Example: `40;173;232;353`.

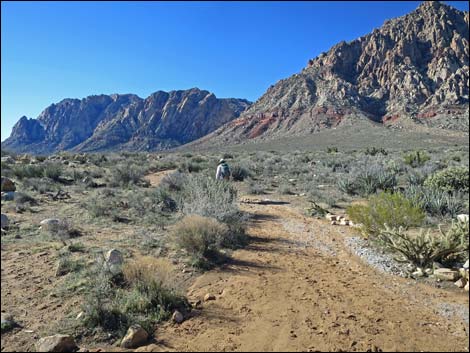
120;324;148;348
1;214;9;229
433;268;460;281
1;177;16;192
35;334;78;352
204;293;216;301
40;218;61;231
172;310;184;324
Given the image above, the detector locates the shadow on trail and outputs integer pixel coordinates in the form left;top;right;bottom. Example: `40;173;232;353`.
221;257;281;273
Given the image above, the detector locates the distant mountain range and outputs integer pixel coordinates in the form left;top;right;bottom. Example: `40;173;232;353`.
2;1;468;154
194;1;469;146
2;89;250;153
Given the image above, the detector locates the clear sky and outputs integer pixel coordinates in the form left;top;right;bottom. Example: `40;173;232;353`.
1;1;468;141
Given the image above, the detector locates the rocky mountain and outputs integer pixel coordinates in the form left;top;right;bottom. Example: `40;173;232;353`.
2;89;250;154
198;1;469;145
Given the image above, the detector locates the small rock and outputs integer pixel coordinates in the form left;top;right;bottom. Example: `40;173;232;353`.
433;268;460;281
463;260;469;270
105;249;123;266
120;324;148;349
465;282;469;291
457;214;469;223
1;177;16;192
331;221;338;225
40;218;61;232
424;268;433;276
192;300;202;309
339;220;350;226
1;214;9;229
204;294;216;301
412;268;425;278
454;278;467;288
1;191;15;201
35;334;78;352
326;214;337;221
1;313;16;331
172;310;184;324
433;261;444;269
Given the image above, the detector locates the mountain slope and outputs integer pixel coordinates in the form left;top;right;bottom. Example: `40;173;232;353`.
2;89;250;154
200;1;469;145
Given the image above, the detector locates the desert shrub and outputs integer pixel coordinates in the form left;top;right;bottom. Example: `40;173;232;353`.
337;178;356;195
56;252;84;276
327;147;338;153
347;192;425;237
43;162;63;181
172;215;228;268
179;175;237;221
126;187;177;225
22;177;60;194
83;256;189;337
45;219;82;243
279;184;294;195
378;221;469;268
231;165;251;181
403;185;466;218
248;183;266;195
109;164;146;187
403;150;431;168
179;161;202;173
365;147;388;156
68;242;86;253
160;172;187;192
11;164;44;179
85;197;114;218
14;192;37;206
339;163;397;197
424;166;469;193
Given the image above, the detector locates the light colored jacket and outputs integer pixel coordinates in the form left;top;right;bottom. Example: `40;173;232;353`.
216;163;230;180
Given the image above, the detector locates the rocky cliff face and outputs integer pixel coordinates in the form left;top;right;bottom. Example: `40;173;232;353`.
2;89;250;153
205;1;469;144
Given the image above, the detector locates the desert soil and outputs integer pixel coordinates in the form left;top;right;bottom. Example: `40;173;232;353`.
1;171;469;352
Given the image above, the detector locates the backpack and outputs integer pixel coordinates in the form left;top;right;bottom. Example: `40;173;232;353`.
220;163;230;179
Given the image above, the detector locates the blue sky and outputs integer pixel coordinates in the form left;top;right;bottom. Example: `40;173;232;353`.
1;1;468;141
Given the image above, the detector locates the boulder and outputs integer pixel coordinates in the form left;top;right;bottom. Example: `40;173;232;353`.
1;156;15;164
1;177;16;192
35;334;78;352
172;310;184;324
1;214;9;229
457;214;469;223
433;268;460;281
40;218;61;231
120;324;148;349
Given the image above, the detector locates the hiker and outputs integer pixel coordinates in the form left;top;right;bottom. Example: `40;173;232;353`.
216;158;231;180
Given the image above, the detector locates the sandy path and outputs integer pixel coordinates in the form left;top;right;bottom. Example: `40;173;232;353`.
148;197;469;352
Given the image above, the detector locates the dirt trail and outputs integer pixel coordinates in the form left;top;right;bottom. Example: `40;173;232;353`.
147;199;468;352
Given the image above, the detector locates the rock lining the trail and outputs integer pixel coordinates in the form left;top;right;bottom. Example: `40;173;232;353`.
345;236;409;277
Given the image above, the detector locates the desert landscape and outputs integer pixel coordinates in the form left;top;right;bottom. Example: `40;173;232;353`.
1;1;469;352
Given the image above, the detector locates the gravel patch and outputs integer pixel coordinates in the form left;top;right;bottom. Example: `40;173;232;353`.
435;303;469;325
345;236;409;277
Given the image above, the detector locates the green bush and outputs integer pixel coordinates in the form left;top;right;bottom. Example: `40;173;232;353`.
339;164;397;197
11;164;45;179
403;185;466;218
378;221;469;268
403;150;431;168
424;166;469;193
347;192;425;237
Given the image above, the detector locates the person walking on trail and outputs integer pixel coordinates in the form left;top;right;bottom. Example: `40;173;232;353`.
216;158;231;180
